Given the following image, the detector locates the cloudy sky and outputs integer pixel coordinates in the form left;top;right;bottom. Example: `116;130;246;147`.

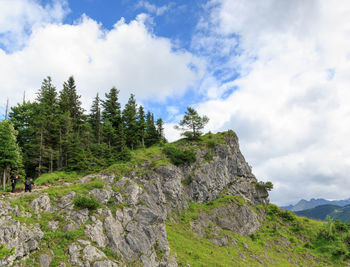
1;0;350;205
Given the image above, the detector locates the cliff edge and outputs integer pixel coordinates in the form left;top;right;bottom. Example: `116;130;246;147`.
0;131;269;266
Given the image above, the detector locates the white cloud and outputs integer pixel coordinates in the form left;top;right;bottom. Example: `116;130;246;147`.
0;9;201;111
0;0;69;51
164;122;181;142
195;0;350;205
136;1;173;16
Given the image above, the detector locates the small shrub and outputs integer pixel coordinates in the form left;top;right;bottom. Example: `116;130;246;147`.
332;247;347;257
255;181;273;191
303;241;313;249
343;232;350;245
0;243;14;260
182;175;193;186
162;145;196;165
281;210;296;222
73;195;101;210
206;139;218;149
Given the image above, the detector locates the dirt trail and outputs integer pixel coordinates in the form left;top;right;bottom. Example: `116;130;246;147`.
0;182;73;200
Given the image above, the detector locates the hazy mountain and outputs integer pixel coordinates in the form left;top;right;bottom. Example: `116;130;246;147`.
281;198;350;212
295;204;350;222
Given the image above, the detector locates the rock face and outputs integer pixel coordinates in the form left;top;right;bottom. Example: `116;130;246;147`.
0;200;44;266
0;132;269;266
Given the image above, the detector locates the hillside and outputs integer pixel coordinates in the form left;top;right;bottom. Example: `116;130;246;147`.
296;204;350;223
0;131;350;266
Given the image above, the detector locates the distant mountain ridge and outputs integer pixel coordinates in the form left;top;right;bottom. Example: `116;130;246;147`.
295;204;350;222
281;198;350;212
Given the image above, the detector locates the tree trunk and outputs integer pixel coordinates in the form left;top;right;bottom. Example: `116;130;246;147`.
50;150;53;173
39;129;43;177
2;167;6;191
98;125;100;145
59;129;62;169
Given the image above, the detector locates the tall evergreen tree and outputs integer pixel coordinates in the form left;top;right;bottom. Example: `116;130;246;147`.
36;77;59;174
0;120;23;190
156;118;166;142
89;94;101;144
102;87;121;129
122;94;138;150
137;105;146;148
145;111;158;147
59;76;84;131
58;76;85;169
9;102;38;177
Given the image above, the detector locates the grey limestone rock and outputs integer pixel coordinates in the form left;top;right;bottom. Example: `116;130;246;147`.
93;260;118;267
48;220;59;232
90;188;113;204
0;217;43;266
82;245;106;262
67;208;89;225
68;242;83;266
104;214;123;252
85;220;108;248
124;183;142;205
58;191;76;210
30;194;52;214
39;254;52;267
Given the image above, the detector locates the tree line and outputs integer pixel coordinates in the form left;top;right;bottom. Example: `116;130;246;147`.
3;76;165;180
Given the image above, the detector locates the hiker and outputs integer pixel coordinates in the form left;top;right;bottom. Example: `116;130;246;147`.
11;175;18;193
25;178;34;192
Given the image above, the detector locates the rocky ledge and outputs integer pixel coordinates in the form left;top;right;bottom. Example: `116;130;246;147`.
0;131;269;266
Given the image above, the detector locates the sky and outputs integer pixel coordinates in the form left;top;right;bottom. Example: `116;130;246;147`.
1;0;350;206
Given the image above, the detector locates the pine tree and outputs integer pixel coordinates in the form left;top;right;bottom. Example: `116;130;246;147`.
122;94;138;150
175;107;209;139
137;105;146;148
9;102;38;177
145;111;158;147
36;77;60;174
89;94;101;144
102;87;121;130
0;120;23;190
59;76;84;131
156;118;166;142
58;76;85;170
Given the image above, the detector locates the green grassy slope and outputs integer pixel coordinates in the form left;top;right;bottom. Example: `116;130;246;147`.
167;200;350;266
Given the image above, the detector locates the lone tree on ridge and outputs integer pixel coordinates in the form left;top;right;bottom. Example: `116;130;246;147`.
175;107;209;140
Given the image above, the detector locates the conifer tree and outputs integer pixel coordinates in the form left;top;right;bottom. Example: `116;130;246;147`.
156;118;166;142
145;111;158;147
59;76;84;131
89;94;101;144
0;120;23;190
9;102;37;176
102;87;121;129
122;94;138;150
175;107;209;139
58;76;85;169
36;77;59;174
137;105;146;148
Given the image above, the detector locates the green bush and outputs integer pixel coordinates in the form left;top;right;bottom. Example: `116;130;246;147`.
0;243;14;260
162;145;196;165
255;181;273;191
73;195;101;210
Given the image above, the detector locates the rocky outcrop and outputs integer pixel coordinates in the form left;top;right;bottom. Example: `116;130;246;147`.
0;132;269;266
